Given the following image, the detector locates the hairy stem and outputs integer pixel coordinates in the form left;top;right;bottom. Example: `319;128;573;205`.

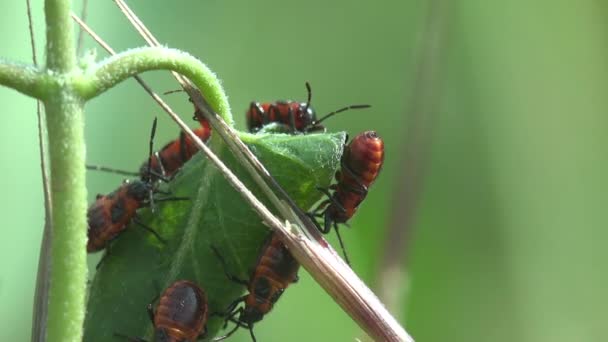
0;60;49;99
44;94;88;342
45;0;75;71
43;0;87;341
77;47;233;126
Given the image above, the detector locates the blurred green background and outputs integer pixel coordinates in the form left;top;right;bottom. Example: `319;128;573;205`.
1;0;607;341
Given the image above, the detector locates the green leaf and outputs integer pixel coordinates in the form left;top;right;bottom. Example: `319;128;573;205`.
83;131;346;341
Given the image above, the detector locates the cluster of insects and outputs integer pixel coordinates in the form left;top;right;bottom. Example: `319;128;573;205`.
87;83;384;341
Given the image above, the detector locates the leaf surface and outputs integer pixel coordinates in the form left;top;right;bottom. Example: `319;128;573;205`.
83;131;346;341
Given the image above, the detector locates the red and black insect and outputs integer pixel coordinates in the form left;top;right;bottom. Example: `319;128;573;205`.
115;280;233;342
309;131;385;264
87;108;211;182
139;116;211;181
212;234;300;342
86;118;187;257
246;82;370;133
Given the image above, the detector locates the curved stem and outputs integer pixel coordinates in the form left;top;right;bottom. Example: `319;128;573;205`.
0;60;49;99
77;46;233;126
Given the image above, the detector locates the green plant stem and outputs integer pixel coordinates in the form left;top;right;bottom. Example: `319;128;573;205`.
44;95;88;342
45;0;75;71
0;61;49;99
76;46;233;125
43;0;87;341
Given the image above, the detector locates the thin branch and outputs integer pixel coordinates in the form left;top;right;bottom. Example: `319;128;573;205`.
71;12;115;53
108;2;413;340
26;0;38;65
31;105;52;342
76;0;89;55
27;0;53;340
114;0;155;43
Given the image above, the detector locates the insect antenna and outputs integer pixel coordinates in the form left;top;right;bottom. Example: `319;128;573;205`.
312;104;372;126
145;117;158;181
163;88;184;95
146;117;158;211
302;81;313;113
85;165;140;177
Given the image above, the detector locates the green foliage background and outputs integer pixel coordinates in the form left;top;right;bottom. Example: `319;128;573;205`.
1;0;607;341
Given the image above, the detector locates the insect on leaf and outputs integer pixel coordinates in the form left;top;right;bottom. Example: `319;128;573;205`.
83;131;346;341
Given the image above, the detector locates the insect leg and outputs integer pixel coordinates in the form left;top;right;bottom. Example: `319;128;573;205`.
316;186;347;213
248;324;257;342
307;197;333;233
340;158;369;193
197;325;208;340
287;105;297;133
305;211;328;234
248;102;264;132
263;104;274;125
148;190;156;214
146;303;155;324
178;131;189;163
334;223;351;266
154;196;191;202
210;246;249;286
310;199;331;216
211;321;241;341
133;217;166;244
152;151;168;180
223;305;244;329
95;252;109;270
